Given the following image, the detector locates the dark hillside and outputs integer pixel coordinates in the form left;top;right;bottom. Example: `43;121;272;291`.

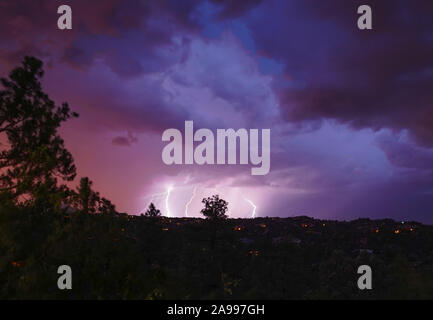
2;208;433;299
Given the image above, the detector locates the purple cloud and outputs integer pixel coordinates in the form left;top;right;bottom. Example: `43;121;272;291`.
1;0;433;222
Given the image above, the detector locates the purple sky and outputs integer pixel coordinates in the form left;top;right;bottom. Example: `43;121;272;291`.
1;0;433;222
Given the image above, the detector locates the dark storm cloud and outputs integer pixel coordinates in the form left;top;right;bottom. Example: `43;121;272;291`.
112;136;132;146
0;0;200;135
112;132;138;147
2;0;431;142
0;0;263;76
0;0;197;76
244;0;433;146
376;132;433;170
210;0;263;20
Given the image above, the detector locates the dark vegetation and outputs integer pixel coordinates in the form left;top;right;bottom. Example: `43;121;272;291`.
1;57;433;299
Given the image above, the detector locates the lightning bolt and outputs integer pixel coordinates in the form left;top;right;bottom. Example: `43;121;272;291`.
138;192;166;214
185;186;197;217
165;186;173;217
244;198;257;218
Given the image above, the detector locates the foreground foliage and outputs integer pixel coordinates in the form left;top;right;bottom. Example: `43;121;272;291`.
1;205;433;300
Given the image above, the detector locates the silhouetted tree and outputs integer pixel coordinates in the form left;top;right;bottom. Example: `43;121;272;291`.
75;177;99;214
201;194;228;252
144;202;161;217
98;197;116;214
74;177;115;214
201;194;228;220
0;56;78;204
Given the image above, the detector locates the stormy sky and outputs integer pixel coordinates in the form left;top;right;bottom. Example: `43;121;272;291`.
1;0;433;222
